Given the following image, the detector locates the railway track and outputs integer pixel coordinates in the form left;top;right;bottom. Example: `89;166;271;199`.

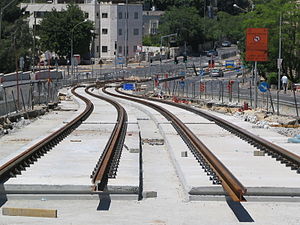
103;87;247;202
0;85;127;193
0;86;94;182
120;90;300;174
85;86;128;191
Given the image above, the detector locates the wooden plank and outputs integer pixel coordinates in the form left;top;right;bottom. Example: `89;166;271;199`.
2;207;57;218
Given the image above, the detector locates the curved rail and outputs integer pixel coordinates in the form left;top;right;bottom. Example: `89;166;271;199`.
126;91;300;173
103;87;246;202
85;86;128;191
0;86;94;181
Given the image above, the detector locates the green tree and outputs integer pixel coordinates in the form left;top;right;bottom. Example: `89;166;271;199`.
242;0;300;82
151;0;250;15
159;6;203;50
0;0;32;73
39;4;93;60
142;35;160;46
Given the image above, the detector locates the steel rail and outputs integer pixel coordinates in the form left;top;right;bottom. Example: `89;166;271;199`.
85;86;127;191
0;86;94;180
103;87;246;202
127;91;300;173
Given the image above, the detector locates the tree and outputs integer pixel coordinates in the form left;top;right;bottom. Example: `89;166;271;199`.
159;6;204;51
242;0;300;82
142;34;160;46
205;11;244;44
151;0;250;15
39;4;93;60
0;0;32;73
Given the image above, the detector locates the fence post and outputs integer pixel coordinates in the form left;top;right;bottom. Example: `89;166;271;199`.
218;80;222;101
193;82;196;98
38;81;41;105
250;80;253;107
199;82;202;99
20;88;26;112
2;86;8;117
11;90;18;113
293;89;299;117
205;81;207;99
221;81;224;104
268;89;275;114
211;80;213;100
237;81;240;103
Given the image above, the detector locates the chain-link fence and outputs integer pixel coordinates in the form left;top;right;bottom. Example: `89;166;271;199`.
139;74;299;117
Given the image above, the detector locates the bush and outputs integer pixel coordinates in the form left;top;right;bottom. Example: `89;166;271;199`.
267;72;278;85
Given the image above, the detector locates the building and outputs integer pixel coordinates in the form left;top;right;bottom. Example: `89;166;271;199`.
20;0;143;62
142;10;164;36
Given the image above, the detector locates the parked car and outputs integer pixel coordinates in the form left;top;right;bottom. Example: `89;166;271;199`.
211;69;224;77
206;50;218;57
221;41;231;47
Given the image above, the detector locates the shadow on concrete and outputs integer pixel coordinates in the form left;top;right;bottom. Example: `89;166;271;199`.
226;198;254;222
97;193;111;211
0;183;8;208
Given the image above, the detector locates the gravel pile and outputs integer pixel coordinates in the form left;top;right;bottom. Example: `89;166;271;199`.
0;117;33;137
233;110;300;137
274;127;300;137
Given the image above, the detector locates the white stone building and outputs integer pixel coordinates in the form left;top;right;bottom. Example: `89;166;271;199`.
21;0;143;62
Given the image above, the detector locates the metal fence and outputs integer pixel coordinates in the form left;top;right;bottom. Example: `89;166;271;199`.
142;76;300;117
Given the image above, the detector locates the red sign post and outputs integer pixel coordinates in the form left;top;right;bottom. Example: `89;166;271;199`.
245;28;269;109
246;28;269;61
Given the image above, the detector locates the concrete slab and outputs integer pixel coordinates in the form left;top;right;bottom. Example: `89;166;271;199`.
208;110;300;156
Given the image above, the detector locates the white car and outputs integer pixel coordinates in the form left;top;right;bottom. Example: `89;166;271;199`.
211;69;224;77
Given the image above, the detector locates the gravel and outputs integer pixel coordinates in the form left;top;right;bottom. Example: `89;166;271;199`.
233;111;300;137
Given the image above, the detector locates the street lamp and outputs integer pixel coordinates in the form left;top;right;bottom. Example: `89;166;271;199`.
233;4;248;12
233;1;254;12
233;2;260;108
71;19;87;81
0;0;18;41
160;33;177;63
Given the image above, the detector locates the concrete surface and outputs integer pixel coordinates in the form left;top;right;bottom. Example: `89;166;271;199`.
1;87;300;224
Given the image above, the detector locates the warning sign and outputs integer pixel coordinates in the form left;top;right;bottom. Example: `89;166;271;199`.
246;28;268;51
246;28;269;62
246;50;268;62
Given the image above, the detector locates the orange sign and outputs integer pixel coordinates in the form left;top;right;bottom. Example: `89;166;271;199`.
246;28;269;62
246;50;268;62
246;28;268;51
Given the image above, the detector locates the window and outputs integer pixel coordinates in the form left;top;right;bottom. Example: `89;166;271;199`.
150;21;158;34
124;46;128;55
96;46;99;53
118;12;122;19
134;12;138;19
133;46;137;52
85;13;89;19
115;42;117;50
118;29;122;36
118;46;122;54
102;13;108;18
102;46;108;53
35;11;47;18
102;28;108;34
133;28;139;36
96;12;99;18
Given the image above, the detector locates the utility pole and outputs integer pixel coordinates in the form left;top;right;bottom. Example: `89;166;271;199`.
98;5;101;79
254;61;258;108
32;12;36;73
124;0;128;67
277;12;282;115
